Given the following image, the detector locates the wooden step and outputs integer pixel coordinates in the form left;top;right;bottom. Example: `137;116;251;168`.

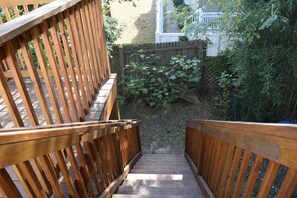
116;186;203;196
136;160;189;165
112;195;203;198
134;164;190;169
130;169;193;174
133;165;191;171
122;179;199;188
126;173;195;181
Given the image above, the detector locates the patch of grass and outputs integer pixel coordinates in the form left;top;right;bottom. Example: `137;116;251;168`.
120;99;218;154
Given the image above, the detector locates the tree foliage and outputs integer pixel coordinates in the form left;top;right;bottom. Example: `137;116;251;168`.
187;0;297;121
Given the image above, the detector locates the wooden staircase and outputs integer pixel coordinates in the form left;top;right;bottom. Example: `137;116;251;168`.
113;154;204;198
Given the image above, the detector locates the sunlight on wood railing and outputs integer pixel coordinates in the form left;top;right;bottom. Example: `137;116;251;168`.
0;120;141;197
0;0;53;24
0;0;111;127
185;120;297;197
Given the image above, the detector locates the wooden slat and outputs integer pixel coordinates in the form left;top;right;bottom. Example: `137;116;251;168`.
57;13;85;121
256;161;280;197
30;27;64;124
69;6;93;105
232;150;251;197
87;0;104;83
242;155;263;197
75;3;95;99
4;41;39;126
0;64;24;127
224;147;242;197
277;168;297;197
79;0;98;90
0;168;22;197
40;21;72;122
19;34;53;125
75;143;96;197
0;0;53;6
54;150;78;197
49;16;78;122
63;9;89;114
0;0;81;45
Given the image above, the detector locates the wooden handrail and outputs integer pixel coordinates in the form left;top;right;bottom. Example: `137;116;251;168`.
0;0;111;127
0;119;142;197
0;0;78;45
185;119;297;197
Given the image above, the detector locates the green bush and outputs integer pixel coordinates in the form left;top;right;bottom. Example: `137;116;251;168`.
103;16;122;55
214;71;233;120
125;53;201;107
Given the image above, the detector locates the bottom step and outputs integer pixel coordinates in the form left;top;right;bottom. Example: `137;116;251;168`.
113;195;204;198
116;186;203;196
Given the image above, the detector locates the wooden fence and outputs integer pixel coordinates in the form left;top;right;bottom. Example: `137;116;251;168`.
109;40;207;95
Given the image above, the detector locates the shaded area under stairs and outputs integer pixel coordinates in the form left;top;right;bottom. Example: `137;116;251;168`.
113;154;205;197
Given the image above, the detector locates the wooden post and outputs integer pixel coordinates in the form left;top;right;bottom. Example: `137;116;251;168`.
198;40;205;62
118;46;126;97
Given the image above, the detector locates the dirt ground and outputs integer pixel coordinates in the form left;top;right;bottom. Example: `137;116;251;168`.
110;0;156;44
120;99;217;154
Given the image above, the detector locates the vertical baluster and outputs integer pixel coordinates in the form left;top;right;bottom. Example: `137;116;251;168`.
57;13;85;121
0;63;23;127
40;21;72;123
224;147;242;197
50;16;79;122
87;0;104;83
31;27;64;124
75;4;95;98
65;8;90;112
232;150;252;198
257;161;280;197
19;34;53;125
277;168;297;197
80;0;99;90
4;41;39;126
76;143;97;197
242;155;263;197
0;168;22;197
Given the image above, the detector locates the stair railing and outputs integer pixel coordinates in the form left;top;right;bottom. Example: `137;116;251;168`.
0;0;111;127
0;119;142;197
185;119;297;197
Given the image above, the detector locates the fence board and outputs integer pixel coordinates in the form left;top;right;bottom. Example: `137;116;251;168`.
109;40;207;94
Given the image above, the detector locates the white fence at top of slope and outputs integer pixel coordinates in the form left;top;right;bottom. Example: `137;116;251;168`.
155;0;229;56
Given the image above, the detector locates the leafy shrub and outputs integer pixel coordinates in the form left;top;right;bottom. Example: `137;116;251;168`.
103;15;122;55
125;53;201;107
214;71;233;120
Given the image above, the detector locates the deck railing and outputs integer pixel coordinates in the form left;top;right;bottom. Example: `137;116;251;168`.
0;119;141;197
0;0;111;127
0;0;53;24
185;120;297;197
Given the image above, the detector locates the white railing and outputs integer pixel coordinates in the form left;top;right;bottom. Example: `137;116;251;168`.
187;8;223;30
155;0;229;56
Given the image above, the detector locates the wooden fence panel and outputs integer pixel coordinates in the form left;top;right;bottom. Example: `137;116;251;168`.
109;40;207;95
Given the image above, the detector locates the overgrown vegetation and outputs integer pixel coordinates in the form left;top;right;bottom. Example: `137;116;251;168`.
125;52;200;107
185;0;297;122
103;15;122;54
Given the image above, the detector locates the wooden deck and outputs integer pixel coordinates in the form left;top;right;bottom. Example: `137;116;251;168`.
113;154;204;198
0;74;117;128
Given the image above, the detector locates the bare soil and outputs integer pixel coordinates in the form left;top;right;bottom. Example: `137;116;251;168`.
120;99;217;154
